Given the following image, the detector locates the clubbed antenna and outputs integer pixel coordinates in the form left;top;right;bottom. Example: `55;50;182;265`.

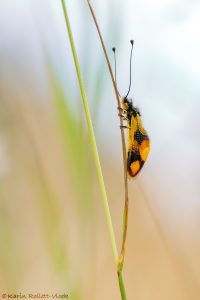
112;47;116;82
125;40;134;98
112;47;121;98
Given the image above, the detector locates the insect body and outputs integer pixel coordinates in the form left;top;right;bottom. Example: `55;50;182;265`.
121;98;150;177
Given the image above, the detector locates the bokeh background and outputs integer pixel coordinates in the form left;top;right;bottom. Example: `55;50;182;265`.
0;0;200;299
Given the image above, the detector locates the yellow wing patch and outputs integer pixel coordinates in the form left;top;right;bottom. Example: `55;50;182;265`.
139;139;150;161
129;160;140;177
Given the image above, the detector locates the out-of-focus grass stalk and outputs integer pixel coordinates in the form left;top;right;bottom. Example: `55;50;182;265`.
60;0;119;264
16;101;69;279
47;59;92;215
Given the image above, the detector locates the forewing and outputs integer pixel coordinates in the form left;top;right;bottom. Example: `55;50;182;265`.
127;113;150;177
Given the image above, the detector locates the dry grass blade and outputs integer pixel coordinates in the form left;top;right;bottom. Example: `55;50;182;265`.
86;1;130;298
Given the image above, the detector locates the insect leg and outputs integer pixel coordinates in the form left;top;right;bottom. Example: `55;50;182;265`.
120;125;132;129
117;107;127;114
118;114;128;120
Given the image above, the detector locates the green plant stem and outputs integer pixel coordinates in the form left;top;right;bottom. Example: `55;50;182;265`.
60;0;118;263
118;273;127;299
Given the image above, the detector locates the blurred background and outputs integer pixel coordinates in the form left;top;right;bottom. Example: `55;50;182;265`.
0;0;200;299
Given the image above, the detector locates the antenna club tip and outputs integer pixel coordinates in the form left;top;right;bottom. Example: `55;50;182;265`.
112;47;116;52
130;40;134;45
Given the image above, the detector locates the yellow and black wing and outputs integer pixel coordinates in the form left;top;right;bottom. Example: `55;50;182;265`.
127;112;150;177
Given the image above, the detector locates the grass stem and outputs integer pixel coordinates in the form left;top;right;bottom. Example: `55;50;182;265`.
60;0;118;264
